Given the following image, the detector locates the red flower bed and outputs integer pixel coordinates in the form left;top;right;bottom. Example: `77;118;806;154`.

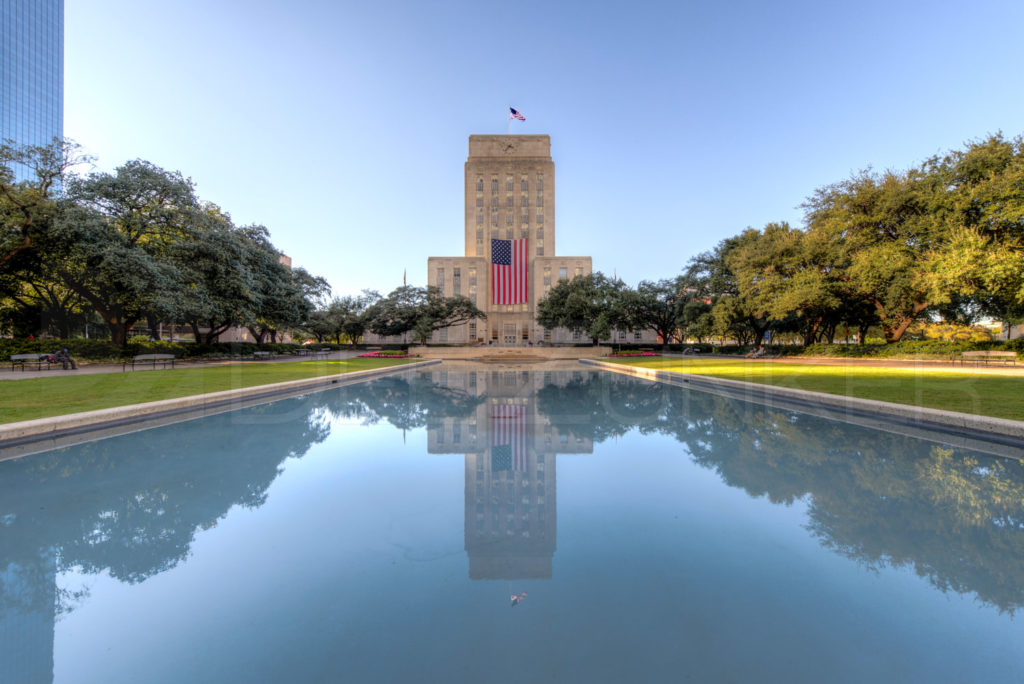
608;351;660;357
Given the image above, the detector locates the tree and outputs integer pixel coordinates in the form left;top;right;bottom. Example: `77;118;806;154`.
366;285;485;343
536;272;628;345
0;139;87;271
620;278;688;345
172;210;258;344
685;233;772;344
802;166;942;343
920;134;1024;335
54;160;201;344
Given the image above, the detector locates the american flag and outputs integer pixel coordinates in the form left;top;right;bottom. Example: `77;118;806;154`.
491;238;528;305
509;107;526;121
492;403;528;472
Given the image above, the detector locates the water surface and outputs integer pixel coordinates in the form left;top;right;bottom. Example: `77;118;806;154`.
1;368;1022;683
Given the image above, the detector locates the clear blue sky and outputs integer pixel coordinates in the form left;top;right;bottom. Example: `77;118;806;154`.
65;0;1024;298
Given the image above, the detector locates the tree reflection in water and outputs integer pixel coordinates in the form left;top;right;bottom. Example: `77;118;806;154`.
537;372;1024;614
1;368;1022;683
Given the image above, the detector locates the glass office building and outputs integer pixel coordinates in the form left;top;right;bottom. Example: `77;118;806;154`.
1;0;63;182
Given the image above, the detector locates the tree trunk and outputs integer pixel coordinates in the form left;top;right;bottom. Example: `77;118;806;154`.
108;321;130;346
247;326;267;344
147;314;161;340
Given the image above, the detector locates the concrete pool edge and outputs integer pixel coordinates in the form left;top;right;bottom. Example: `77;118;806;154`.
582;359;1024;448
0;359;440;456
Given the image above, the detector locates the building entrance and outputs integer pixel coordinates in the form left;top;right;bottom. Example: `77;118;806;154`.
503;323;517;346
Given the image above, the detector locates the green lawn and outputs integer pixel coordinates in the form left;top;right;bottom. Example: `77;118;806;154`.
609;357;1024;421
0;358;416;424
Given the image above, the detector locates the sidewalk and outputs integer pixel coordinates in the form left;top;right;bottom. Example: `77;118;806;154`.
0;350;365;381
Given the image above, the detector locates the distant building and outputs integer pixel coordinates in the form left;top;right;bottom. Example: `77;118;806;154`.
1;0;64;182
371;134;656;346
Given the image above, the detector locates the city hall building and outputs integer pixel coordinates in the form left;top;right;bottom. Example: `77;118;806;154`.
427;135;595;345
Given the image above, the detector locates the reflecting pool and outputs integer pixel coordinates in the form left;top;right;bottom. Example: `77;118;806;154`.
1;367;1023;683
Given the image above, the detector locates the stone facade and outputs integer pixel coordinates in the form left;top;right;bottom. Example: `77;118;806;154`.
425;134;596;345
370;134;658;346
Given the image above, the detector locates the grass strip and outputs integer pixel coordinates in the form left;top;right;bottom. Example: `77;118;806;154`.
609;357;1024;422
0;358;415;424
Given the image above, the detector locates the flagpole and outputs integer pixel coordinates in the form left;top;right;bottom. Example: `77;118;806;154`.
507;107;511;135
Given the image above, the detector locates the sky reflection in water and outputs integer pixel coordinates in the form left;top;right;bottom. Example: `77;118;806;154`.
1;368;1022;683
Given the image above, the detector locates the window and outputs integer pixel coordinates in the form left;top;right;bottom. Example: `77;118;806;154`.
476;245;483;257
634;331;642;340
491;197;498;208
476;228;483;239
506;176;513;191
536;247;544;256
491;215;498;226
543;328;551;341
536;196;544;207
536;214;544;223
521;178;528;191
469;322;477;340
476;214;483;225
536;227;543;238
537;238;544;248
469;268;476;284
559;267;567;280
575;266;583;277
506;215;513;225
522;328;529;341
572;331;580;341
537;175;544;190
521;197;529;207
505;229;513;239
506;197;513;208
491;179;498;193
453;268;461;295
436;268;445;288
439;327;448;342
476;179;483;191
520;228;528;238
521;213;529;224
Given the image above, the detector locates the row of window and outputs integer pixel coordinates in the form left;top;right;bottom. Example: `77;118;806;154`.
477;175;545;193
475;197;545;208
476;228;544;239
476;213;545;226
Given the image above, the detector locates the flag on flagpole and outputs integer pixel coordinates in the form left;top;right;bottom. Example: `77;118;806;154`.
509;107;526;121
491;238;528;305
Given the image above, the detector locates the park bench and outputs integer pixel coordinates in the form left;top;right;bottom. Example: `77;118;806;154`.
253;351;273;360
293;348;312;357
312;348;331;359
10;353;56;371
955;350;1017;366
123;353;176;372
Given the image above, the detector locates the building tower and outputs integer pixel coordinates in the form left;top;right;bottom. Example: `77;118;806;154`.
1;0;64;182
427;135;593;345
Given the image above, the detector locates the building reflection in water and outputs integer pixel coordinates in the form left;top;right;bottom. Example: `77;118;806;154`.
426;369;592;580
